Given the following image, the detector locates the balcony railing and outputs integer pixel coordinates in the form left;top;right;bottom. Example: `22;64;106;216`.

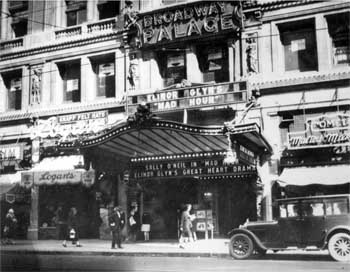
0;38;24;51
87;18;116;34
55;26;82;40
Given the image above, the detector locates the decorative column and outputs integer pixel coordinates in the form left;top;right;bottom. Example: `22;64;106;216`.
27;185;39;240
1;0;9;40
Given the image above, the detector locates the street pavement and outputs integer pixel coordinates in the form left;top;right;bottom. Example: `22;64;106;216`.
1;239;348;272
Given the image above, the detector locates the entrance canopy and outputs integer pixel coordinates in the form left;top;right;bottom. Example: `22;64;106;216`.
277;164;350;187
59;119;272;160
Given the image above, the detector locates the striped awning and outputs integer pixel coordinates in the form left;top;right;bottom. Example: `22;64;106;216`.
59;119;272;160
277;165;350;187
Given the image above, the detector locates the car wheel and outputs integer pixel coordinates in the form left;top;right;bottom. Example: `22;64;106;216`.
229;233;254;260
328;232;350;262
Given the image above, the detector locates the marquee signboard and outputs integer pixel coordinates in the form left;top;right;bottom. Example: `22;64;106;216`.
287;114;350;149
135;1;242;46
130;157;256;180
128;81;247;113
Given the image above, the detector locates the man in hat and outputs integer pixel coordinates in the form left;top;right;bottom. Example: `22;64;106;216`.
3;208;17;245
109;206;125;249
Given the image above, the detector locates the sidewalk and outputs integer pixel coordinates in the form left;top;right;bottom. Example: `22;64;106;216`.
0;239;230;258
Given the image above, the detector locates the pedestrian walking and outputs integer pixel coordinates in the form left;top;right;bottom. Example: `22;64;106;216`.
128;204;138;242
179;204;195;249
62;207;82;247
109;206;125;249
54;206;66;240
2;208;17;245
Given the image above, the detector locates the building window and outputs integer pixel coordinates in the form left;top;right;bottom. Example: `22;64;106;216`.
91;55;115;98
279;19;318;72
98;0;120;20
2;71;22;110
158;51;186;86
8;0;28;37
66;0;87;27
58;61;81;103
197;44;229;83
327;12;350;66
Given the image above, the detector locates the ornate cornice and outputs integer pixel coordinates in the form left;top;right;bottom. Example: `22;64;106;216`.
0;31;122;61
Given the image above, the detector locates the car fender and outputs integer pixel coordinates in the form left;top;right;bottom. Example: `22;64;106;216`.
323;225;350;248
228;228;267;252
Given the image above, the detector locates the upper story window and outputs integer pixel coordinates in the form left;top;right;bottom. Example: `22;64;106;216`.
326;12;350;66
8;0;28;37
279;19;318;72
58;61;81;103
66;0;87;27
197;44;229;83
98;0;120;20
2;70;22;111
91;54;115;98
158;51;186;87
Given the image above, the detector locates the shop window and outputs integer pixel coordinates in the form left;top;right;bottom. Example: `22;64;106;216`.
66;0;87;27
2;71;22;110
197;44;229;83
8;0;28;37
279;19;318;72
158;51;186;86
327;12;350;66
91;55;115;98
58;61;81;103
98;0;120;20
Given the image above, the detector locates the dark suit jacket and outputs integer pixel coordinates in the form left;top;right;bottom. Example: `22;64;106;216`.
109;211;125;231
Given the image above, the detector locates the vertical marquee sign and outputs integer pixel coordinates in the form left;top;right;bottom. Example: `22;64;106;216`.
287;114;350;149
135;1;243;47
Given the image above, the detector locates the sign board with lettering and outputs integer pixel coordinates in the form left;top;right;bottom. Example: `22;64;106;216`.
287;114;350;149
0;144;24;161
31;110;108;141
21;170;95;187
136;1;242;47
237;144;256;165
128;81;246;113
130;157;256;180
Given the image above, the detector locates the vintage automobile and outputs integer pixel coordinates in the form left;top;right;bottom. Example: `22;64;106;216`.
228;194;350;262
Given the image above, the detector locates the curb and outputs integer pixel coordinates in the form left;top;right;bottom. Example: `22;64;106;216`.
0;249;229;258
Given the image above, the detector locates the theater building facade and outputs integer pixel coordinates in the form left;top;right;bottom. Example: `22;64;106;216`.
0;0;348;240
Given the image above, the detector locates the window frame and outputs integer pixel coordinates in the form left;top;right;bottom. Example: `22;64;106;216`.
58;61;81;103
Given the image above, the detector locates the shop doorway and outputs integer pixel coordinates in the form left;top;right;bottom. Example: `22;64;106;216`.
142;178;198;239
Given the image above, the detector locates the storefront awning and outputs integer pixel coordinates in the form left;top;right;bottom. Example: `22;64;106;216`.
276;165;350;187
31;155;84;171
59;119;272;160
21;155;94;187
0;172;22;194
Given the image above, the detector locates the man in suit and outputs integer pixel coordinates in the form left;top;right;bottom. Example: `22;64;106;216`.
109;206;125;249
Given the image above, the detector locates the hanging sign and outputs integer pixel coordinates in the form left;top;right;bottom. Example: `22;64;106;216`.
287;114;350;149
0;144;24;161
136;1;242;47
130;158;256;180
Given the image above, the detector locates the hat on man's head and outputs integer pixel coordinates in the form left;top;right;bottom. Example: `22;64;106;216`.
8;209;14;214
114;206;121;212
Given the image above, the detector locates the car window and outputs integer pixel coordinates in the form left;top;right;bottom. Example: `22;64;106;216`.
325;199;349;215
279;204;287;218
301;200;324;217
287;203;299;217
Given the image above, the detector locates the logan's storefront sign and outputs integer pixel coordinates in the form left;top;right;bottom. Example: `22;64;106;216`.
130;158;256;180
136;1;242;46
21;170;95;187
287;114;350;149
129;81;246;112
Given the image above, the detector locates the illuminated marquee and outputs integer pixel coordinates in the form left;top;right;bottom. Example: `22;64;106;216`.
136;1;242;46
287;114;350;149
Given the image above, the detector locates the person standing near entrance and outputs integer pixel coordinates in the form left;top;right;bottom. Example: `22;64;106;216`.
179;204;194;248
109;206;125;249
2;208;17;245
62;207;82;247
128;204;138;242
